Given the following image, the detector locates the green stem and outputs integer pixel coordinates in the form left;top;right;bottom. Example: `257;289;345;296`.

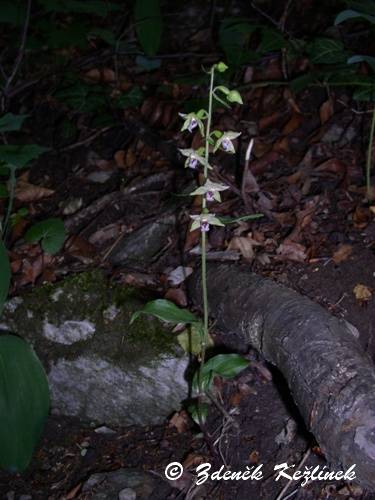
204;67;215;179
366;108;375;200
3;165;16;241
198;66;215;394
201;230;208;343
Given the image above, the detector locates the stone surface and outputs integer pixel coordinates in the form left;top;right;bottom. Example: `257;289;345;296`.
108;213;176;266
1;271;189;426
81;468;169;500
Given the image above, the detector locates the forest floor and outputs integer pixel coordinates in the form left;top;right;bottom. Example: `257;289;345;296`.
1;0;375;498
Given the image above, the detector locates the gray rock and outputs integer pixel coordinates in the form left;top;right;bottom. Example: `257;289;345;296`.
118;488;136;500
108;213;176;266
1;271;189;426
82;469;169;500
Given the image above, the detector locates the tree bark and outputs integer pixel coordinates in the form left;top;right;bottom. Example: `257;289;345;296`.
189;263;375;491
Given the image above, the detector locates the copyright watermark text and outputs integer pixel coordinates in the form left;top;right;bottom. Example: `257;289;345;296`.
165;462;357;487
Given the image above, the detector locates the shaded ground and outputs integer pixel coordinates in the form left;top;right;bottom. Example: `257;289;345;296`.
1;0;375;498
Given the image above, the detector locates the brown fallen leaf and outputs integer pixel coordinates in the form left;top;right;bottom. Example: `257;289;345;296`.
282;112;303;135
259;110;287;132
64;235;96;263
183;452;206;469
10;258;22;273
250;150;281;175
114;150;126;168
332;244;352;264
249;450;260;464
315;158;346;178
165;288;188;307
229;391;244;406
169;410;190;433
15;180;54;203
276;241;307;262
83;68;101;81
102;67;115;82
319;98;334;124
184;226;200;251
353;283;372;302
228;235;262;261
84;67;115;83
65;482;82;499
19;253;53;286
353;205;372;228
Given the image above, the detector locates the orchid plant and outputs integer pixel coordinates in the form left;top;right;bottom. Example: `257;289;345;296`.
131;62;249;427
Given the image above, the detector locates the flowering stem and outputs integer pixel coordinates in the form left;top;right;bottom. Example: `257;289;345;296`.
198;66;215;393
204;67;215;180
366;107;375;200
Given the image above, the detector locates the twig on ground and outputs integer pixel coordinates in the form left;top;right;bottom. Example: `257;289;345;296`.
57;126;112;152
275;447;311;500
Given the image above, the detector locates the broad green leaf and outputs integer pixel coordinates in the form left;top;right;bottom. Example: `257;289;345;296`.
0;184;8;198
177;323;213;355
218;213;263;224
135;0;163;57
60;118;78;140
353;85;375;101
130;299;199;325
348;55;375;71
25;218;66;255
38;0;121;16
219;18;258;66
44;22;89;49
89;28;116;45
258;27;287;54
192;354;249;393
114;87;144;109
0;145;49;169
0;114;28;133
290;72;321;93
346;0;375;16
135;55;161;71
10;208;28;228
306;37;347;65
324;72;374;86
0;1;25;25
193;367;214;393
335;9;375;25
202;354;249;379
0;335;49;472
0;240;11;315
55;82;107;112
188;401;209;426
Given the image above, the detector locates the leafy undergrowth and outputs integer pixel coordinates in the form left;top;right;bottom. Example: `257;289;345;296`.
0;0;375;498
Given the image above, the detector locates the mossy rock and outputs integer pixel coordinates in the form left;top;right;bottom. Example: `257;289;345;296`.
1;271;189;426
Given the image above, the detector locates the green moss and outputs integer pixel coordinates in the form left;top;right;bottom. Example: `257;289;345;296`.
3;269;182;370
